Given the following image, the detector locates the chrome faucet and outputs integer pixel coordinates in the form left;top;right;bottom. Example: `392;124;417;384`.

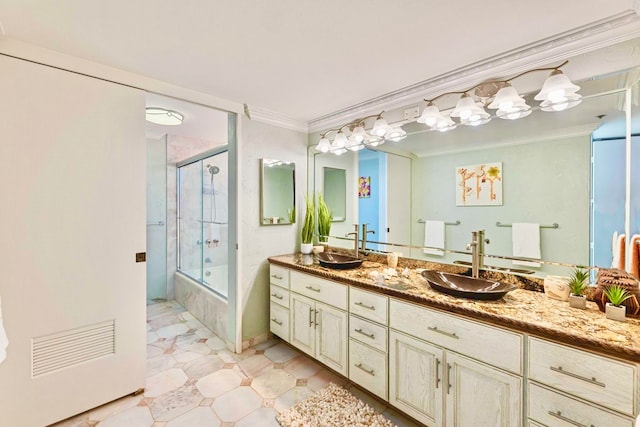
466;230;490;278
345;224;359;257
361;223;376;253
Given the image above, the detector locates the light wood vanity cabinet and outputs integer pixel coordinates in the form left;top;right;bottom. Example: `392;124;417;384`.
389;299;522;427
269;265;290;341
288;271;348;376
527;337;638;426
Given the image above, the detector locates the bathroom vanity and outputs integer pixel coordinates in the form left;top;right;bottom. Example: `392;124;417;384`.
268;254;640;427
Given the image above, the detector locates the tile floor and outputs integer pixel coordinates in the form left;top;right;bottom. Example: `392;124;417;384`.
51;300;420;427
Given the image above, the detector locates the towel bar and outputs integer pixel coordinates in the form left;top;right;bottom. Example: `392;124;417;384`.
418;219;460;226
496;221;558;229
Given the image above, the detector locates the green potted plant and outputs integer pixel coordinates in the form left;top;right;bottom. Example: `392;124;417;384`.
287;206;296;224
316;194;332;244
603;285;632;321
568;267;589;309
300;194;314;254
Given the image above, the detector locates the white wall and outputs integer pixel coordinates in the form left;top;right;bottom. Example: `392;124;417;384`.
238;120;308;342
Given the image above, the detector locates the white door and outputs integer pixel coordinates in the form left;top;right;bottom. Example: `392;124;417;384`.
389;330;444;427
445;352;522;427
289;293;315;357
0;56;146;426
315;302;348;376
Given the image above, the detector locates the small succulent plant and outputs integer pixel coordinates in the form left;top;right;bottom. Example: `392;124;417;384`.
568;268;589;296
603;285;632;307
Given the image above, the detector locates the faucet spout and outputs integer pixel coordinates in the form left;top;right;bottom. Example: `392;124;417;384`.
345;223;359;257
467;230;489;278
361;223;376;253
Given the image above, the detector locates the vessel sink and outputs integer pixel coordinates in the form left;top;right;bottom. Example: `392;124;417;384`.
421;270;517;300
316;252;363;270
452;260;535;275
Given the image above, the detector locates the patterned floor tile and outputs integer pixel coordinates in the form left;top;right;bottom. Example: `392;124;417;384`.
145;368;188;398
211;387;263;422
264;343;300;363
182;354;225;379
164;406;220;427
148;383;203;422
238;354;273;378
251;369;296;399
273;386;314;413
96;406;154;427
234;407;280;427
284;355;322;379
196;369;242;398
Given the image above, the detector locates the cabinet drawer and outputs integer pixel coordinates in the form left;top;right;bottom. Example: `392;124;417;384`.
389;299;523;374
270;302;290;341
269;284;290;308
528;337;636;416
528;382;634;427
349;287;388;324
269;265;289;289
349;315;387;353
290;271;347;310
349;339;387;400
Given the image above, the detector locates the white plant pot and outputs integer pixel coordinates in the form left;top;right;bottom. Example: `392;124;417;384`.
300;243;313;255
605;303;626;322
568;294;586;309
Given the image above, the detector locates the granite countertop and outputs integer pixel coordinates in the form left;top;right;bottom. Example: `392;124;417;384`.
268;253;640;363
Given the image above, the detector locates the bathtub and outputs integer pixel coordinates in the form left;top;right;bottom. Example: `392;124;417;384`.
179;265;228;298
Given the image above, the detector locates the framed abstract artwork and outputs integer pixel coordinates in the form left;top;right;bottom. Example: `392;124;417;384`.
358;176;371;198
456;162;502;206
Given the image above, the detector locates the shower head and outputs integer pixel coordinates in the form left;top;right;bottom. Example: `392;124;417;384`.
207;165;220;175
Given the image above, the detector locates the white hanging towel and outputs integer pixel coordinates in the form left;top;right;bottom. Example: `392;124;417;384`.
423;220;445;256
512;223;541;267
0;294;8;364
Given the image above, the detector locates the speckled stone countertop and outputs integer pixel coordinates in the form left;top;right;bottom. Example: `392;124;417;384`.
268;252;640;363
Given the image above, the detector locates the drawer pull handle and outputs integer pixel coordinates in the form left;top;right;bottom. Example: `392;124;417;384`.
548;410;594;427
428;326;459;339
271;274;283;280
271;293;283;300
549;366;605;388
446;363;452;394
435;358;441;389
309;307;314;326
354;328;375;339
305;286;321;292
354;301;376;310
355;363;375;376
271;318;283;326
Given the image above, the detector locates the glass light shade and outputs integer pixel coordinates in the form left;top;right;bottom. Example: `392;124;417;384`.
450;94;476;119
386;127;407;142
496;106;532;120
350;125;367;143
534;70;580;102
540;93;582;111
332;131;348;148
435;116;457;132
371;117;391;136
417;103;442;128
316;137;331;152
365;135;385;147
333;148;348;155
488;86;529;111
145;107;184;125
345;137;364;151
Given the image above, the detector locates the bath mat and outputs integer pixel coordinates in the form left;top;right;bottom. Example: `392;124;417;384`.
276;382;396;427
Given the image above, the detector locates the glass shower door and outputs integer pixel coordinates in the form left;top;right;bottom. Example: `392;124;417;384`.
178;161;203;281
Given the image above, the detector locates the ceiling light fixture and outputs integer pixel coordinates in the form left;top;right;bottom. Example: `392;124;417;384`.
316;61;580;155
145;107;184;126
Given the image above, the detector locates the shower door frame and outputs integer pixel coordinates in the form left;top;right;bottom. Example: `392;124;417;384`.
176;145;230;298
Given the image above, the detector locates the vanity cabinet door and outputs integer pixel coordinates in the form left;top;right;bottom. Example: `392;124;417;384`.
389;330;444;427
445;352;522;427
289;293;315;357
315;302;348;376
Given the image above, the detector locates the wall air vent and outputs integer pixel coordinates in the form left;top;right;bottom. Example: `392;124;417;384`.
31;320;115;378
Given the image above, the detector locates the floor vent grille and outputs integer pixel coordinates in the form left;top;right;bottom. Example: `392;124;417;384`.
31;320;115;378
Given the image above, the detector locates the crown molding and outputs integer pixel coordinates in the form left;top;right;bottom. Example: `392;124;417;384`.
413;123;600;158
308;11;640;134
244;104;308;133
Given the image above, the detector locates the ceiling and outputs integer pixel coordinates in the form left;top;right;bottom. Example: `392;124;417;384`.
0;0;638;125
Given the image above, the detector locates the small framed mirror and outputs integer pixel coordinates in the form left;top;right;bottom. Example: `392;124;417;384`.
260;158;295;225
323;167;346;221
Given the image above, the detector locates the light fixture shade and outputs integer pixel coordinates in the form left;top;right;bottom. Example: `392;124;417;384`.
435;116;457;132
450;94;491;126
145;107;184;125
332;131;348;149
496;107;532;120
488;86;527;110
534;70;580;103
316;137;331;153
386;127;407;142
350;125;368;143
371;116;392;137
540;93;582;111
364;134;385;147
417;103;443;128
333;148;348;155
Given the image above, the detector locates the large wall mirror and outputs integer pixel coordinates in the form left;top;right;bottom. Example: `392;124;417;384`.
323;167;346;221
260;158;295;225
310;63;640;276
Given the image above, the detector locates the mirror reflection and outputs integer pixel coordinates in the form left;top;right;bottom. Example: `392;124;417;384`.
323;167;346;221
260;159;295;225
311;67;638;276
